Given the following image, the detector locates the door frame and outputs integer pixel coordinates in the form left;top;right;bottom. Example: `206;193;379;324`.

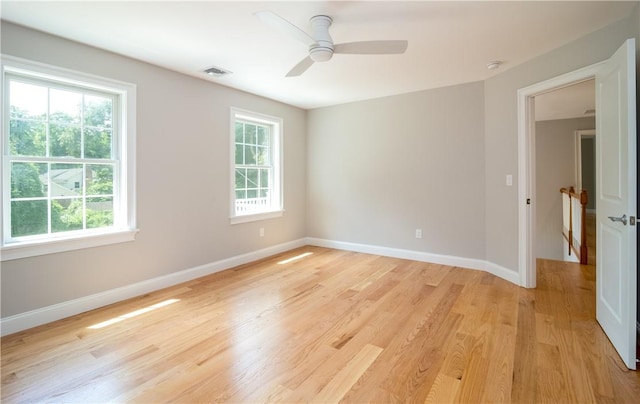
517;61;605;287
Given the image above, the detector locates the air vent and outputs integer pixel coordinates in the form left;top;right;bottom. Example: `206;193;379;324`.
584;109;596;115
203;66;231;77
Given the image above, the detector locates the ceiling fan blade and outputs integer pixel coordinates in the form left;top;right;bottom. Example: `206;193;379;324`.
286;56;314;77
254;11;316;47
334;40;408;55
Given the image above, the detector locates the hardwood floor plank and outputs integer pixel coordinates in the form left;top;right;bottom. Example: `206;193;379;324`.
2;247;639;403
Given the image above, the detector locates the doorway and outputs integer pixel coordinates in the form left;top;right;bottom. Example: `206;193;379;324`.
516;62;603;288
533;81;595;264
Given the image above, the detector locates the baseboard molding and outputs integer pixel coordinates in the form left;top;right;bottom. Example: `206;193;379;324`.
305;237;520;285
0;237;521;336
0;238;306;336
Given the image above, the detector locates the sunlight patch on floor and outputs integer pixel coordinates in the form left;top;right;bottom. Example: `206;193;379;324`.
278;252;313;265
88;298;180;329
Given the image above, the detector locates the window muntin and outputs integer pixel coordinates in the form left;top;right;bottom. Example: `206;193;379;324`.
231;108;282;222
1;57;136;260
7;77;117;240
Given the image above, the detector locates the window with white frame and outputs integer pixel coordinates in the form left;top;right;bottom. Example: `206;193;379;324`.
1;57;137;260
230;108;282;223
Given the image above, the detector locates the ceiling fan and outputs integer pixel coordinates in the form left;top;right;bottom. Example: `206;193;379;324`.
255;11;408;77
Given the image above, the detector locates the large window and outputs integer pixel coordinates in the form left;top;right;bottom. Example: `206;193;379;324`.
1;57;137;260
230;108;282;223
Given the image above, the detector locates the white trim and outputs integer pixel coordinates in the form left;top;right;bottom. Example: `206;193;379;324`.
306;237;520;285
0;228;138;261
229;107;283;224
0;237;525;336
517;61;604;288
229;209;283;224
0;238;306;336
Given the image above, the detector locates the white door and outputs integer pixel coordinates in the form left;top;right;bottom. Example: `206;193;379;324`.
595;38;637;370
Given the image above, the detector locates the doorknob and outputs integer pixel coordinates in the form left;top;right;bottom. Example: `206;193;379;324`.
608;214;628;225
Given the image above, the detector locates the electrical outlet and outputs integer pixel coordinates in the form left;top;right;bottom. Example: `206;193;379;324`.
506;174;513;186
259;227;265;237
415;229;422;239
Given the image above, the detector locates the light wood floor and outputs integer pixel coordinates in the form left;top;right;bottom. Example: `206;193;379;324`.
2;247;639;403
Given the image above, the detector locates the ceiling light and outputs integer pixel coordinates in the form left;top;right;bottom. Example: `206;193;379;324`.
487;61;502;70
203;66;231;77
309;46;334;62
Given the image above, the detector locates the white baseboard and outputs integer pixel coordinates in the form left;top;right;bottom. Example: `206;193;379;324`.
0;238;306;336
1;237;521;336
305;237;520;285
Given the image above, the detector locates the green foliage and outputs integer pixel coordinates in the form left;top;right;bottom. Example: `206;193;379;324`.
8;92;115;238
11;163;45;198
9;107;46;156
11;200;48;237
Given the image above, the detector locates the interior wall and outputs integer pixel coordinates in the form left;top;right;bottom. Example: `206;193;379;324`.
0;22;307;318
581;136;596;211
483;10;639;272
307;82;486;260
534;117;595;261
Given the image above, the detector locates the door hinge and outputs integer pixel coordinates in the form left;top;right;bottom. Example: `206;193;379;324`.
526;198;531;205
630;216;636;226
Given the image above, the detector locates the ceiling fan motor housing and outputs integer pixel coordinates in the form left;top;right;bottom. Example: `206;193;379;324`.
309;15;334;62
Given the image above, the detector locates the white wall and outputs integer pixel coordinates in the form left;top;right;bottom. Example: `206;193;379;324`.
535;117;595;261
0;22;307;318
307;82;486;260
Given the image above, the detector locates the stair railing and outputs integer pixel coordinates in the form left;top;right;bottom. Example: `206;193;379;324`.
560;186;588;264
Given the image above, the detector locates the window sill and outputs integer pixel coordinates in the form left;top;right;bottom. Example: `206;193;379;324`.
230;210;283;225
1;229;139;261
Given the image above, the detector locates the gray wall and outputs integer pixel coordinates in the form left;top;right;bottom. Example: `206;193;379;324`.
484;10;639;271
2;3;639;322
581;136;596;211
535;117;595;261
307;82;486;259
0;22;307;318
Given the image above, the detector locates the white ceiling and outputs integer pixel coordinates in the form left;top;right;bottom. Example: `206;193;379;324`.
535;79;595;122
1;1;636;110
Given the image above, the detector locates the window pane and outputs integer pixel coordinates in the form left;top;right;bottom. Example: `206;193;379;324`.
258;126;270;146
50;123;81;157
11;162;47;198
50;88;81;124
247;168;258;187
245;124;257;144
259;189;268;198
235;168;246;189
84;95;112;128
50;163;83;197
86;165;114;196
247;189;258;198
235;143;244;165
259;168;270;188
87;197;113;229
235;190;246;200
51;199;83;233
84;128;112;159
9;120;46;156
235;122;244;143
9;81;47;120
255;146;269;165
244;145;256;165
11;200;48;237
